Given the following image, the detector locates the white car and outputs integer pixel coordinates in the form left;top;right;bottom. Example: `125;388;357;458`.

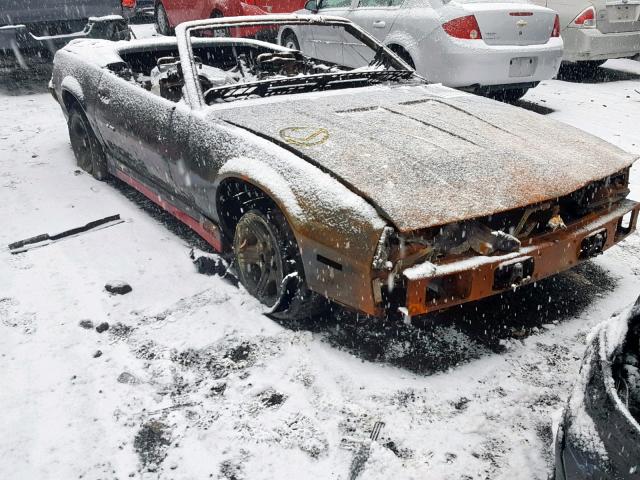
281;0;564;100
538;0;640;73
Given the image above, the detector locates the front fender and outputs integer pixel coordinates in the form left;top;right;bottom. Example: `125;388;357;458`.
216;125;388;314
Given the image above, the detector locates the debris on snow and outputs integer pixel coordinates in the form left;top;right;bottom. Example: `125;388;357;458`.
79;319;94;330
105;281;132;295
96;322;110;333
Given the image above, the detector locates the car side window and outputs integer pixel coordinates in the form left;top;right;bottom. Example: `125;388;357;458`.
319;0;352;8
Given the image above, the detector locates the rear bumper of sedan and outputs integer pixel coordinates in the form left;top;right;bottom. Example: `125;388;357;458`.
562;27;640;62
401;199;639;317
424;37;563;89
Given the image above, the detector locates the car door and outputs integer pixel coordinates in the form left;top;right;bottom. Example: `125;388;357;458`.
167;104;228;215
311;0;357;65
348;0;403;42
93;70;177;193
343;0;403;66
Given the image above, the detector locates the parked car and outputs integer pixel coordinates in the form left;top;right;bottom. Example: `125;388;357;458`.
288;0;563;101
0;0;133;59
537;0;640;74
50;15;638;320
555;296;640;479
154;0;306;36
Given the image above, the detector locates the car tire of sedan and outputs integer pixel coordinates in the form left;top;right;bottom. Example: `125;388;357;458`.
67;107;109;181
233;208;327;321
488;88;528;103
281;31;300;51
154;2;174;36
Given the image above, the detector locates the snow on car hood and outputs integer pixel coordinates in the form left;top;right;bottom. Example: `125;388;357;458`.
216;84;637;232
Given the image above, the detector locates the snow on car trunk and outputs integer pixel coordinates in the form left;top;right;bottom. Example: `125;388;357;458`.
463;3;556;46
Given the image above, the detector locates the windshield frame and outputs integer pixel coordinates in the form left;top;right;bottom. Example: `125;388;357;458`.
175;14;418;109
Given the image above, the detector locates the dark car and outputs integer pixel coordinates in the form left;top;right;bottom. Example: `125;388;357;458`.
0;0;133;59
555;296;640;479
49;15;638;321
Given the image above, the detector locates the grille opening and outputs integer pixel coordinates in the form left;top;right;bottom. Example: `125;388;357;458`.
425;273;471;305
616;211;634;239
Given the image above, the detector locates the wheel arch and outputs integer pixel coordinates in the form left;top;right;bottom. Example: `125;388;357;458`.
385;42;416;69
60;76;85;117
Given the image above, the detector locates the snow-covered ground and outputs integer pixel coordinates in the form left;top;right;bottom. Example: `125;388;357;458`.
1;46;639;479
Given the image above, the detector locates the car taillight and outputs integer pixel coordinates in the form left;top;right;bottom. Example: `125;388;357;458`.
552;14;561;37
122;0;136;8
571;6;596;27
442;15;482;40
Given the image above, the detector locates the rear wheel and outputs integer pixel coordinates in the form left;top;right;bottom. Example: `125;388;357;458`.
233;208;327;321
487;87;529;103
388;45;415;69
67;106;109;181
281;30;300;51
154;2;173;36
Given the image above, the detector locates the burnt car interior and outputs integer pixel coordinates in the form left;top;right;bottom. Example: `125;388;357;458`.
106;25;413;104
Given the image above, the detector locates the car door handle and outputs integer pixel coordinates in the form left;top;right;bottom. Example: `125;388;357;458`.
372;20;386;28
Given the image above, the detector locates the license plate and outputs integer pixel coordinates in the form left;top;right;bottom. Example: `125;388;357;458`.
608;4;639;22
509;57;537;78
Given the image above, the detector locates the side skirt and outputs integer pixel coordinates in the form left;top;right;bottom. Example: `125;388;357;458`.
110;162;225;252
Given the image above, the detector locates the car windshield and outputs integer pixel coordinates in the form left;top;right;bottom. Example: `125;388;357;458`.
183;17;419;104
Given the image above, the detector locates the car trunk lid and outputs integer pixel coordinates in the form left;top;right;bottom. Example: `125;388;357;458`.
462;3;556;45
597;0;640;34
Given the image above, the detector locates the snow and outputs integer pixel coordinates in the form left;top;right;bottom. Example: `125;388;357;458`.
2;48;640;480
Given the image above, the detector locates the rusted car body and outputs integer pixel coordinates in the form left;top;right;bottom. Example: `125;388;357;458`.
49;15;638;319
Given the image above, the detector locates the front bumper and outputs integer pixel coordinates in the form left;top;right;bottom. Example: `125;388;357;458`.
402;200;639;317
0;15;130;53
562;27;640;62
423;37;563;89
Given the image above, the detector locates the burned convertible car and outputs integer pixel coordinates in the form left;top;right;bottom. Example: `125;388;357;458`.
50;15;639;320
555;296;640;479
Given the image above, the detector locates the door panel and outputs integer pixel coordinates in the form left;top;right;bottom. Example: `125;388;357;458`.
311;0;356;64
94;72;177;192
167;107;228;216
344;0;401;67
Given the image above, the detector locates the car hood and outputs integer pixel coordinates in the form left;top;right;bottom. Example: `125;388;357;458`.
216;84;636;232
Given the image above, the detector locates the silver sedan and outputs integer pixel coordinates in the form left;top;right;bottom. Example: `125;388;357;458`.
284;0;564;100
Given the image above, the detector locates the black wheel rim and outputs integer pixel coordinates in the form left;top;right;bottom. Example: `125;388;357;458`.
234;214;284;308
69;115;93;172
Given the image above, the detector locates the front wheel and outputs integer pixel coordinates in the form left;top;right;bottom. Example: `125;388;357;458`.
154;2;174;36
233;208;327;321
67;106;109;181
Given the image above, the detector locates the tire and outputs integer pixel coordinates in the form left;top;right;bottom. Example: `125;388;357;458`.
209;11;230;37
154;2;173;36
233;208;327;321
389;46;415;69
67;106;109;181
488;87;529;103
281;30;300;51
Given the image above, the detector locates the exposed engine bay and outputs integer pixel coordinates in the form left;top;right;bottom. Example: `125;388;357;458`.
111;39;381;103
